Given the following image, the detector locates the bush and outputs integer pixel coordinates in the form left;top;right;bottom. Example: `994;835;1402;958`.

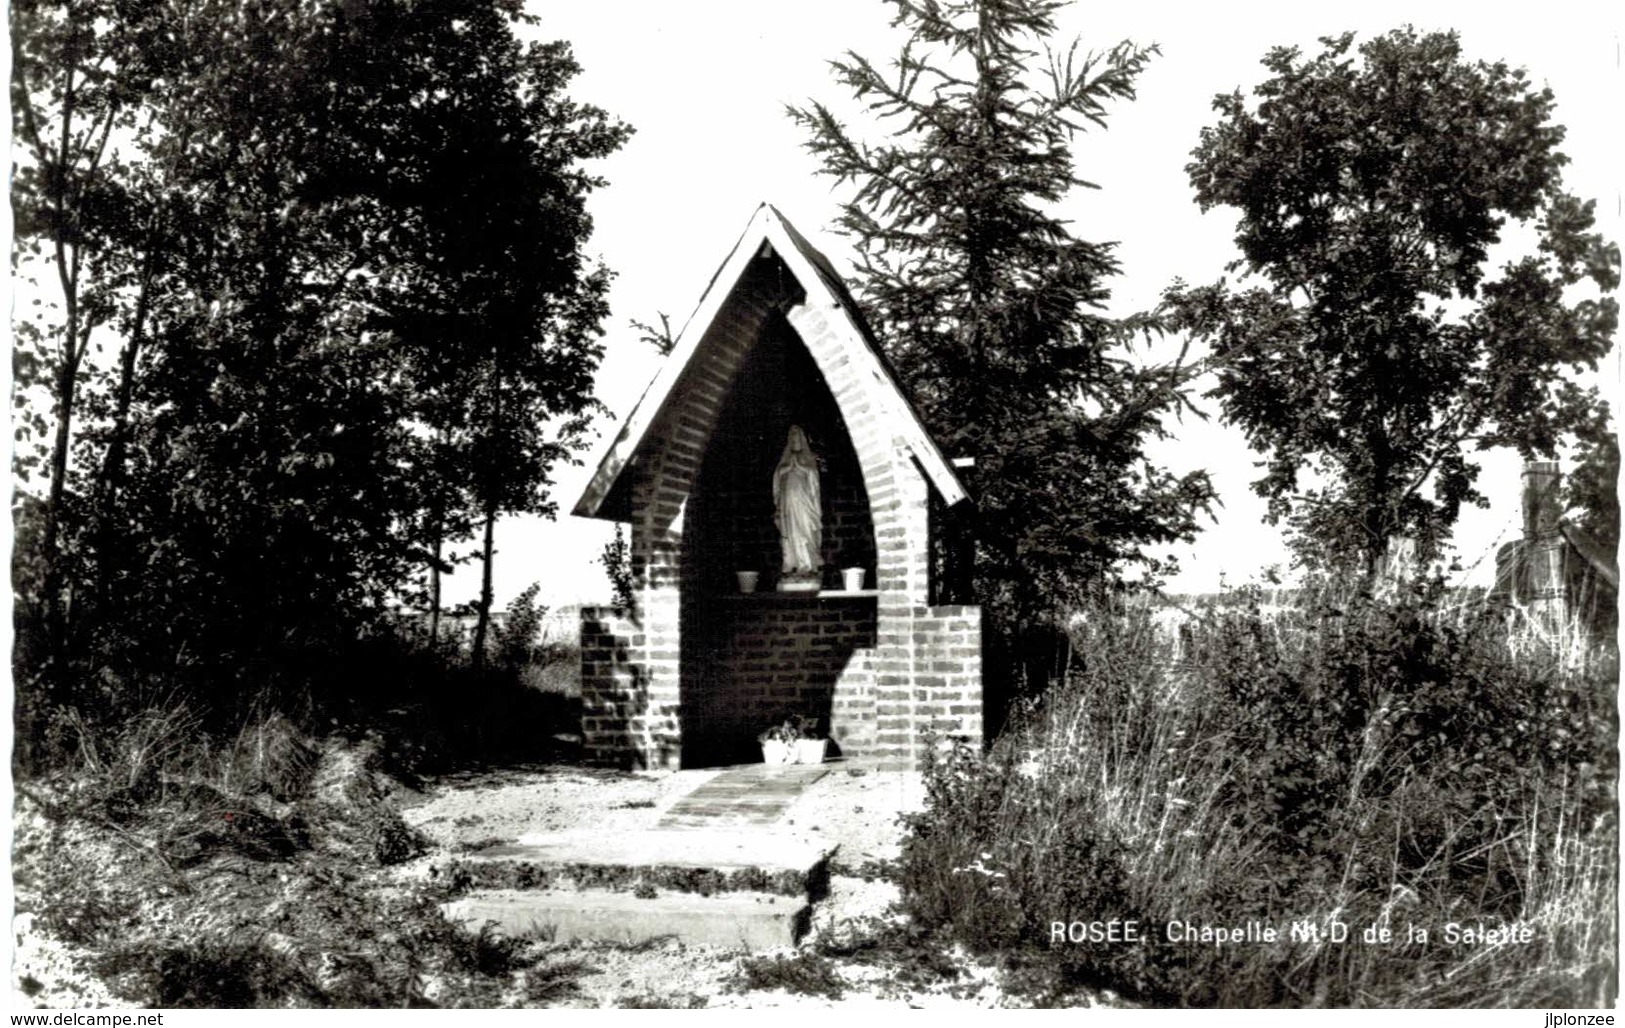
17;589;578;788
897;578;1618;1007
599;525;634;612
491;584;546;672
15;706;537;1009
96;939;318;1008
733;952;846;1000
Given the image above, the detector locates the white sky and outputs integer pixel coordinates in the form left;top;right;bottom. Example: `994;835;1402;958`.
6;2;1618;610
461;0;1620;610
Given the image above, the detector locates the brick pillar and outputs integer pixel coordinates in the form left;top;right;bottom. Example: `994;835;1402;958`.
829;648;876;753
788;297;976;771
625;454;683;769
913;606;983;764
579;605;639;765
873;466;932;769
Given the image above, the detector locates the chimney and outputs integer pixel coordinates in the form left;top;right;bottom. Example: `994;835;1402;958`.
1520;460;1567;629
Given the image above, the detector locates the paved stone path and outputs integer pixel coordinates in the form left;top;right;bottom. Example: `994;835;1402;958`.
658;764;830;828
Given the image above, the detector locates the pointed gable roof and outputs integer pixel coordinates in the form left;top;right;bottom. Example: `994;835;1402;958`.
573;203;967;520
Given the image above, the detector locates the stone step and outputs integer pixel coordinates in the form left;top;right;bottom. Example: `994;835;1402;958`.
446;828;836;899
444;887;810;950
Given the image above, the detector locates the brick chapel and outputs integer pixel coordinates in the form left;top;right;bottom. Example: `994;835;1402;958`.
572;204;983;771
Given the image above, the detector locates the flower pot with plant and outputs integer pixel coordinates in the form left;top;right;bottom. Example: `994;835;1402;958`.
758;714;825;765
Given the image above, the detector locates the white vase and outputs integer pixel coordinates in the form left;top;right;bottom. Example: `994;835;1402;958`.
841;567;866;591
736;570;760;593
761;739;792;764
794;738;828;765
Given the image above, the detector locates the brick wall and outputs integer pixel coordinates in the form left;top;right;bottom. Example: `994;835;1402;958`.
681;596;877;766
579;606;681;769
913;606;983;751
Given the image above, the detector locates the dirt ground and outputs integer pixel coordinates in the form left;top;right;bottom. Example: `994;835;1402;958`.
397;761;926;864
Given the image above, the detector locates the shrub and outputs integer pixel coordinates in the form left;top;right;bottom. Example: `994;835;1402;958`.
733;952;846;1000
491;584;546;671
12;626;579;1009
897;579;1618;1007
599;524;634;612
95;940;318;1008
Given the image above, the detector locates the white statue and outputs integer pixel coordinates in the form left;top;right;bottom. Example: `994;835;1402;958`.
773;425;821;575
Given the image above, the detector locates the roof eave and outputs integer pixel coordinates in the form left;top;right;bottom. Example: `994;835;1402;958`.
572;203;969;519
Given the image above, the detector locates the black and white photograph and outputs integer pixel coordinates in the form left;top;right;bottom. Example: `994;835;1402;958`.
7;0;1619;1011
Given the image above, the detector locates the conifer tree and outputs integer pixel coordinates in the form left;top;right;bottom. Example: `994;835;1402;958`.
791;0;1214;694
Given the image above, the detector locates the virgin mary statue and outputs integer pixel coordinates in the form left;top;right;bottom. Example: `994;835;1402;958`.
773;425;821;576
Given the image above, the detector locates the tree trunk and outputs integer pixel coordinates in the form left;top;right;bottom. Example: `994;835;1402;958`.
41;307;91;695
1361;416;1399;579
471;357;503;668
429;533;443;644
42;336;78;579
471;503;496;668
90;265;155;616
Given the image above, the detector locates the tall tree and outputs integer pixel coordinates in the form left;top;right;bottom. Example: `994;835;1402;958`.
12;0;628;714
364;16;628;662
790;0;1214;696
9;0;163;681
1166;29;1618;571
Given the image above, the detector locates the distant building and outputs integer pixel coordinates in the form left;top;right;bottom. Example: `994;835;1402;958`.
1491;461;1618;640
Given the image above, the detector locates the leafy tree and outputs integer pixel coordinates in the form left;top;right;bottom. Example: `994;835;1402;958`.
1565;427;1618;557
73;0;442;693
9;0;167;679
790;0;1214;696
1166;29;1619;571
12;0;628;719
356;10;628;663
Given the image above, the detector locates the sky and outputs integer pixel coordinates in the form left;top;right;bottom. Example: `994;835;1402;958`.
447;0;1625;611
12;2;1616;611
449;0;1621;611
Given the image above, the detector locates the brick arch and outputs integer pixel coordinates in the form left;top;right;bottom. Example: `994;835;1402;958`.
672;309;881;766
578;244;980;771
636;301;914;577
